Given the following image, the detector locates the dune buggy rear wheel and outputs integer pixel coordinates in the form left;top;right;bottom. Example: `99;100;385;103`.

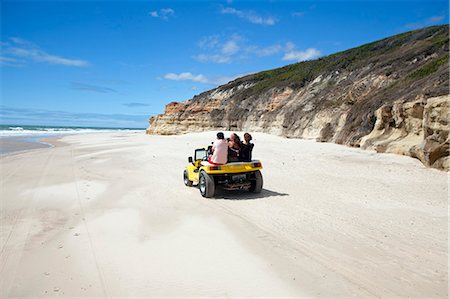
183;170;193;187
199;171;215;198
249;170;263;193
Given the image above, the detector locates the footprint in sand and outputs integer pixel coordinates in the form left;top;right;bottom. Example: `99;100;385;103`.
58;244;63;249
74;233;80;236
53;287;60;292
44;272;50;276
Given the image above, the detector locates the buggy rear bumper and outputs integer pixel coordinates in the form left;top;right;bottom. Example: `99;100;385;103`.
200;160;262;175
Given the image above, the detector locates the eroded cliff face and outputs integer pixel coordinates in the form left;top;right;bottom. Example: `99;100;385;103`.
360;95;449;169
147;25;449;170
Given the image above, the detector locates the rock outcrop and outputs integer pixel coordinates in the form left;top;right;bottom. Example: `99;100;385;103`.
147;25;449;170
360;95;449;169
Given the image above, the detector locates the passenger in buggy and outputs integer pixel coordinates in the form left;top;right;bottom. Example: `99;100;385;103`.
239;133;254;162
208;132;228;165
227;133;240;163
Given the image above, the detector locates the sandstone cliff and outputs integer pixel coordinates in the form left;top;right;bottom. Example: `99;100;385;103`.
147;25;449;170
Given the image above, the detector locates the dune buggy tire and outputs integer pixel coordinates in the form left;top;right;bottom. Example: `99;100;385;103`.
199;171;215;198
183;170;193;187
249;170;263;193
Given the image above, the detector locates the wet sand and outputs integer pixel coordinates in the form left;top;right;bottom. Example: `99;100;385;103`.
0;136;51;155
0;131;447;297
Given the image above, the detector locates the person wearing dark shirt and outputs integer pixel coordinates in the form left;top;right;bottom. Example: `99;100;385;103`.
239;133;254;162
227;133;241;163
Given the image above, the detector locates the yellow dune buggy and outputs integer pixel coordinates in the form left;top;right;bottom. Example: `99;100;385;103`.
183;146;263;198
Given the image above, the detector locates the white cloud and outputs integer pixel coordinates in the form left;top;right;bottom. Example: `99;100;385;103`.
247;14;276;26
194;34;242;64
195;34;321;64
195;33;322;64
222;40;239;55
246;41;320;62
221;7;240;15
0;56;24;67
283;47;321;62
220;7;276;26
9;37;32;46
0;56;17;63
1;37;88;67
285;41;295;52
406;15;445;29
164;72;209;83
149;8;175;20
194;53;232;64
9;47;88;66
160;8;174;15
198;35;220;49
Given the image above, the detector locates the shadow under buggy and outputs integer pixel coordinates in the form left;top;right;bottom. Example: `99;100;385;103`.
184;146;263;198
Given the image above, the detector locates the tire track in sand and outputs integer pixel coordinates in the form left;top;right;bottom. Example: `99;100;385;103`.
70;146;109;298
0;148;55;298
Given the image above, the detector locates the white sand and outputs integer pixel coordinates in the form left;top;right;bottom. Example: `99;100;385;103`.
0;131;447;298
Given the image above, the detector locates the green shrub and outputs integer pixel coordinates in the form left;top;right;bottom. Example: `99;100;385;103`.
407;54;449;80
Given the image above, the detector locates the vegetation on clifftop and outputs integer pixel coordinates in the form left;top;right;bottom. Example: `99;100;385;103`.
231;25;449;94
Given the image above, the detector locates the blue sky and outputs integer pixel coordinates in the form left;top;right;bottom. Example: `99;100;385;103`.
1;0;448;128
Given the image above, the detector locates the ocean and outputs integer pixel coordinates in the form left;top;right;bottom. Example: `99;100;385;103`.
0;124;144;155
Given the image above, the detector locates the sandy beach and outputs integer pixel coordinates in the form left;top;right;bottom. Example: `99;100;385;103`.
0;131;447;298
